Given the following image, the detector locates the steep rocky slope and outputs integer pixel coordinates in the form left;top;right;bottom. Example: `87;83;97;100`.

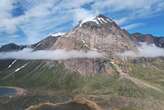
131;32;164;48
52;15;135;53
0;15;163;75
0;15;137;75
0;43;26;52
50;15;136;74
31;33;64;50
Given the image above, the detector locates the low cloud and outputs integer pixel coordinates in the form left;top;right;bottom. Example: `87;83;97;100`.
118;43;164;58
122;23;144;30
73;8;98;25
0;48;103;60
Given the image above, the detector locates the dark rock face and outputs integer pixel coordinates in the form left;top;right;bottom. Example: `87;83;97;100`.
0;36;59;52
32;36;59;50
154;37;164;48
0;60;14;70
131;33;164;48
0;15;163;75
0;43;26;52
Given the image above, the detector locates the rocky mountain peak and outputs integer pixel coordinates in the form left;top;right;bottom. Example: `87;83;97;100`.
49;14;137;74
0;15;137;75
52;14;135;55
95;14;114;24
48;32;66;37
77;14;118;30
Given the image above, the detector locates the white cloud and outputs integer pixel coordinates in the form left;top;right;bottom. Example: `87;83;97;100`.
123;23;144;30
91;0;164;14
0;0;164;44
0;48;103;60
92;0;164;26
73;8;98;25
114;17;130;25
0;0;13;18
0;0;16;33
119;43;164;58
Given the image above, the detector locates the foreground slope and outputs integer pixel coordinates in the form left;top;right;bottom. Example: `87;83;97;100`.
0;58;164;110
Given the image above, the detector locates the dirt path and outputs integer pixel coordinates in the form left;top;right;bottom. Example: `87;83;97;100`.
110;61;163;93
25;97;102;110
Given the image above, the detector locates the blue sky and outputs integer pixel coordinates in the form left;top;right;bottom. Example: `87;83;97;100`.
0;0;164;45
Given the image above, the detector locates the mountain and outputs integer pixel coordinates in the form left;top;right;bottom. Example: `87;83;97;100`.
0;15;137;74
0;43;26;52
52;15;135;53
0;32;64;52
31;34;60;50
48;14;136;74
0;15;164;110
131;32;164;48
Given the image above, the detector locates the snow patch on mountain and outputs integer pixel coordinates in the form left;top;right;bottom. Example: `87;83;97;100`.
15;63;28;72
81;39;89;48
8;60;17;68
79;15;113;26
49;32;66;37
97;17;111;24
35;43;41;48
79;17;99;26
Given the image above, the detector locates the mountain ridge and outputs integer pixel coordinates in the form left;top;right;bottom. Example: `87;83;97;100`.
0;15;163;75
0;15;163;52
130;32;164;48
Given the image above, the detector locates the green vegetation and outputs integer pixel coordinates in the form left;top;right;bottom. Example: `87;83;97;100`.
1;59;164;98
0;59;164;110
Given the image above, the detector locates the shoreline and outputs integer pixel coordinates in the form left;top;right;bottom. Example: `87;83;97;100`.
0;86;28;97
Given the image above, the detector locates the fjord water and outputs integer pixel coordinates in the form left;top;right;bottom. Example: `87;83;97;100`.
0;87;16;96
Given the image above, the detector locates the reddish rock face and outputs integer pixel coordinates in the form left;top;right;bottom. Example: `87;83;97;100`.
1;15;163;75
49;15;136;74
32;36;59;50
52;15;135;53
59;59;110;75
131;33;154;43
131;33;164;48
0;15;137;75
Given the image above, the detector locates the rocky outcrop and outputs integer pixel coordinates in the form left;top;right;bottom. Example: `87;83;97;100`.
32;36;59;50
25;97;102;110
1;15;163;75
52;15;135;54
0;35;60;52
0;43;26;52
131;33;164;48
50;15;136;74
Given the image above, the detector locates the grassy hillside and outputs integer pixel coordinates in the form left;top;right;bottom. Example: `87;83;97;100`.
0;58;164;110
